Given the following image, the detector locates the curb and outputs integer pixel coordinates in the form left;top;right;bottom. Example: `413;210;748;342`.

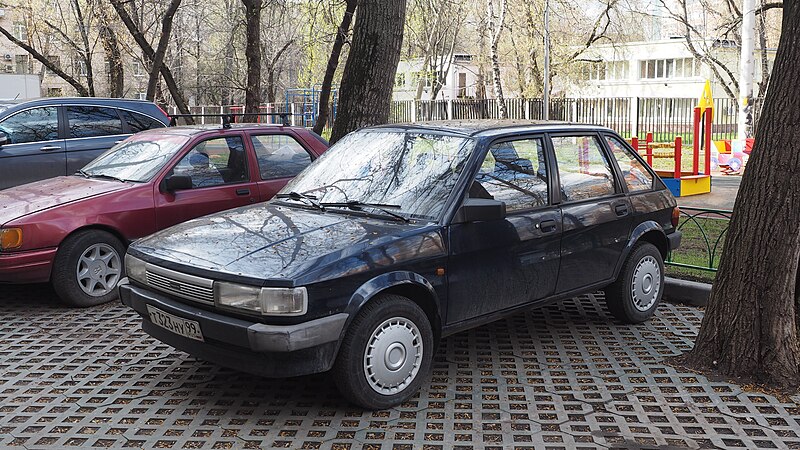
663;277;711;307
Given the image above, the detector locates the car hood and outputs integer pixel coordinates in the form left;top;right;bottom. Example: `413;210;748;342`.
130;203;443;284
0;176;133;225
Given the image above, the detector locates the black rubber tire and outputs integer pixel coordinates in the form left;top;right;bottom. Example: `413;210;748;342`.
604;242;664;323
51;230;126;308
332;294;434;409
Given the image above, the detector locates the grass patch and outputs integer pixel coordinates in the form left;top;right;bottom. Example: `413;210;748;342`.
666;212;730;284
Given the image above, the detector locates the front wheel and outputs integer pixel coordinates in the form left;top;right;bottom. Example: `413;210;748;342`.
604;242;664;323
332;294;434;409
52;230;126;307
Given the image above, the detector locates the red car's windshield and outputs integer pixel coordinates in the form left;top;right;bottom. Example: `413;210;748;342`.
80;133;190;182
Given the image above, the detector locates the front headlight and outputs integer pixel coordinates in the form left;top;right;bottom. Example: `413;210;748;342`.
0;228;23;250
125;254;147;283
215;282;307;316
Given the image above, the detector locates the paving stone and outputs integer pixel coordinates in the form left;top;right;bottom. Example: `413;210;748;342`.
1;284;799;449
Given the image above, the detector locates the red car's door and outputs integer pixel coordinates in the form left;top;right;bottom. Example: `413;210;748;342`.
247;131;318;202
154;134;258;229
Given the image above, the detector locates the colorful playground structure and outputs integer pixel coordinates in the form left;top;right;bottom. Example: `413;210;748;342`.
627;83;714;197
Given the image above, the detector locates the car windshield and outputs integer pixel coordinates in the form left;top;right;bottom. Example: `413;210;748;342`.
80;133;190;182
279;129;476;220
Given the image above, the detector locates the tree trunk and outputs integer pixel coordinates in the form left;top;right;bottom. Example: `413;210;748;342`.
329;0;406;144
487;0;507;119
313;0;357;135
684;2;800;388
110;0;192;119
99;24;124;97
242;0;262;122
147;0;182;101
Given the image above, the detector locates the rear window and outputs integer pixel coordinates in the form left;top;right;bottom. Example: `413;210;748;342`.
67;106;124;138
120;109;166;133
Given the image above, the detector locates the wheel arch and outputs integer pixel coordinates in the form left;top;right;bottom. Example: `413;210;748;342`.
614;221;668;280
342;271;443;344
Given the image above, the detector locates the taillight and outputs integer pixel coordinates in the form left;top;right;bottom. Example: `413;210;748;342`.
671;207;680;227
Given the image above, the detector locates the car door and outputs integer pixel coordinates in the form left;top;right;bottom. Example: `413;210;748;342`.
249;132;316;202
0;106;65;189
64;105;130;175
550;133;633;294
154;134;259;229
447;136;562;324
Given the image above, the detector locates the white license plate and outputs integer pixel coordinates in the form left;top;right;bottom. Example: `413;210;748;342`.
147;305;204;342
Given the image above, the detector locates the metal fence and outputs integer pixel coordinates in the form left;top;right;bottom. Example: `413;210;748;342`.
176;96;760;142
666;207;732;276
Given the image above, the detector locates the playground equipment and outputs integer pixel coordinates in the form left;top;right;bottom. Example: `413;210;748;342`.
711;138;753;174
628;82;714;197
285;86;338;128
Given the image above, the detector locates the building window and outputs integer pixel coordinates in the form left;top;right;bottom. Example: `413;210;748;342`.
15;55;29;74
395;72;406;88
13;22;27;41
640;57;698;79
133;61;145;77
74;59;87;76
46;87;63;97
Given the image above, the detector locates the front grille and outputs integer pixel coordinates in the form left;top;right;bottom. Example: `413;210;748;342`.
144;265;215;305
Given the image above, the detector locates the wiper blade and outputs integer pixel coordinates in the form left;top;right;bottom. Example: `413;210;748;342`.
276;191;325;210
88;173;127;183
321;200;409;223
76;169;90;178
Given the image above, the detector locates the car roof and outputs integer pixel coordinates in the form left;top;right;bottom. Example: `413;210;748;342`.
369;120;615;138
0;97;158;107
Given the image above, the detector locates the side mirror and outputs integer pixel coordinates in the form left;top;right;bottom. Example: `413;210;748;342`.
0;134;8;147
161;174;192;193
454;198;506;223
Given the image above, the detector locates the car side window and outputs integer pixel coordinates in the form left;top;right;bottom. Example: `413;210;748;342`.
251;134;312;180
119;110;166;133
0;107;59;144
552;135;615;202
471;138;548;211
605;135;654;193
171;136;248;189
67;106;123;138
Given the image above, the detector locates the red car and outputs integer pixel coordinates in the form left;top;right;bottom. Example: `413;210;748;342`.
0;123;328;307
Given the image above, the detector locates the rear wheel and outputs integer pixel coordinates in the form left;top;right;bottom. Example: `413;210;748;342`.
332;294;434;409
52;230;125;307
605;242;664;323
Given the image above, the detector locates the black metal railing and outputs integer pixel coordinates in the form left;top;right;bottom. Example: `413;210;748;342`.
666;206;732;273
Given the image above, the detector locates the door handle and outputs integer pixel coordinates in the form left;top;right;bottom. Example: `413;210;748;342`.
538;219;558;233
39;145;60;152
614;204;629;216
235;188;250;196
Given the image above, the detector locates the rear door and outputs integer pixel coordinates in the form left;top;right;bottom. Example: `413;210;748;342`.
0;106;65;189
249;132;316;202
64;105;129;174
154;134;258;229
550;133;632;294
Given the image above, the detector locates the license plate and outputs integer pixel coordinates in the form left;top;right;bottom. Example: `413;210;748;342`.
147;305;204;342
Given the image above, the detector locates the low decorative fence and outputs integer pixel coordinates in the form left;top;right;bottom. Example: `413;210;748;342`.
666;207;732;283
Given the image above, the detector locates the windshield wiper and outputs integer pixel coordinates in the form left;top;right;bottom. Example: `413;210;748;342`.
87;173;128;183
276;191;325;210
76;169;90;178
321;200;410;223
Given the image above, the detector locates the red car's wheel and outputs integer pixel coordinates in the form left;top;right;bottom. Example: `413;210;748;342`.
52;230;126;307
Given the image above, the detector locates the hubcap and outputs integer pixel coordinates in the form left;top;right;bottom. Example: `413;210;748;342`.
76;243;121;297
364;317;423;396
631;255;661;311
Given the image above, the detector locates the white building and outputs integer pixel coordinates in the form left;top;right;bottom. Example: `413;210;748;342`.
393;54;517;101
566;38;776;99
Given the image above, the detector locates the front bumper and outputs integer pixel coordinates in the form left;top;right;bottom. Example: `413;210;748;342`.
0;247;57;283
667;230;682;251
119;279;348;377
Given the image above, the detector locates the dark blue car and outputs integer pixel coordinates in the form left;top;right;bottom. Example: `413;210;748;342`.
0;97;169;189
119;121;681;409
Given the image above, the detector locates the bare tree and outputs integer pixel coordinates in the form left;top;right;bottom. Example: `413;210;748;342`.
487;0;507;118
242;0;262;121
313;0;357;134
330;0;407;144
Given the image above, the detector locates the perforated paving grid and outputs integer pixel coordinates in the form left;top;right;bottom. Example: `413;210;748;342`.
1;284;800;450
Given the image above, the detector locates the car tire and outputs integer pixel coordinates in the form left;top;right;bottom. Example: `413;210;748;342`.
604;242;664;323
52;230;126;308
332;294;434;409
